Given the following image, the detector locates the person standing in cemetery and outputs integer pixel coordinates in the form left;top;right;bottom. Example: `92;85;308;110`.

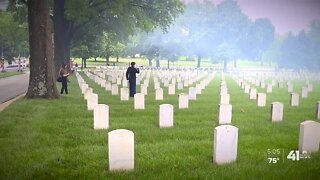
18;58;22;72
126;62;140;97
59;63;70;94
0;58;4;72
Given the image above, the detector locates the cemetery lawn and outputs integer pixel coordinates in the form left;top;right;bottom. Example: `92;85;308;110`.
0;72;24;79
1;72;320;179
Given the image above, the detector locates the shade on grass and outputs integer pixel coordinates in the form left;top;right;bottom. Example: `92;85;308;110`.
0;70;320;179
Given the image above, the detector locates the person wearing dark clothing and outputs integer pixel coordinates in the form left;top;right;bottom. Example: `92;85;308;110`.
59;64;70;94
126;62;140;97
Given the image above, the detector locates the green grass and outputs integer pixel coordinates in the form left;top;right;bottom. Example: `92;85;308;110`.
0;71;25;79
0;69;320;179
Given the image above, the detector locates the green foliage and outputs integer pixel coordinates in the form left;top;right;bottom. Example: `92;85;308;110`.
279;27;319;70
0;11;28;62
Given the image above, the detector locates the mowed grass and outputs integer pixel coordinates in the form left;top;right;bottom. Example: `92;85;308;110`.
0;71;25;79
0;70;320;179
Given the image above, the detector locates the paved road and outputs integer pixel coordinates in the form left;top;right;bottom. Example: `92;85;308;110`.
0;74;29;103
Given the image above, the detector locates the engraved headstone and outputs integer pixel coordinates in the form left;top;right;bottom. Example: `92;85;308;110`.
108;129;134;171
299;120;320;153
168;84;175;95
257;93;266;107
290;93;299;106
179;93;189;109
159;104;174;128
134;93;145;109
189;87;197;100
271;102;283;122
87;93;98;111
94;104;109;129
213;125;238;164
121;88;129;101
220;93;230;104
111;84;119;95
155;88;163;100
218;104;232;125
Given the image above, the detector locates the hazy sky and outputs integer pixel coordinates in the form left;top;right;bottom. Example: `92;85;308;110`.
185;0;320;35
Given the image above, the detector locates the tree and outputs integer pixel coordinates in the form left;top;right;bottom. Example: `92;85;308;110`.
208;0;250;71
240;18;275;63
0;11;28;63
71;44;89;69
179;0;216;68
53;0;184;74
25;0;59;98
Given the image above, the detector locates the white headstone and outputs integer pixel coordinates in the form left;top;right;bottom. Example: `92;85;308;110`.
316;101;320;119
287;84;293;93
249;88;257;100
299;120;320;153
189;87;197;100
179;93;189;109
154;82;160;90
220;93;230;104
220;86;228;95
177;82;183;90
84;88;93;100
213;125;238;164
81;84;89;94
121;88;129;101
196;84;202;94
111;84;119;95
267;84;272;93
105;81;112;91
301;87;308;98
159;104;174;128
141;84;148;95
94;104;109;129
122;79;128;87
134;93;145;110
108;129;134;171
117;78;122;85
87;93;98;111
244;84;250;94
290;93;299;106
271;102;283;122
168;84;175;95
155;88;163;100
278;81;283;88
101;80;106;88
307;83;313;92
257;93;266;107
218;104;232;125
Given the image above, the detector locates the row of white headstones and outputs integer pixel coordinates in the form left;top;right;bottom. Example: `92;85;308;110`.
74;68;224;171
74;68;320;171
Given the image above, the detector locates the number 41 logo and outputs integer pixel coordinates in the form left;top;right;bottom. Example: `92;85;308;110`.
287;150;300;161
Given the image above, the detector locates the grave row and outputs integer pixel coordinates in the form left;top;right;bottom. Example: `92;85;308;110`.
74;69;320;172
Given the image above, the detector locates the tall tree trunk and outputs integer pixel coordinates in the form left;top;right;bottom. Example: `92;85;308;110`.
116;55;119;62
94;57;97;61
83;58;87;68
106;55;110;65
167;59;169;69
26;0;59;99
197;55;201;68
148;58;152;66
156;58;160;68
54;0;71;76
223;59;228;73
81;58;84;71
